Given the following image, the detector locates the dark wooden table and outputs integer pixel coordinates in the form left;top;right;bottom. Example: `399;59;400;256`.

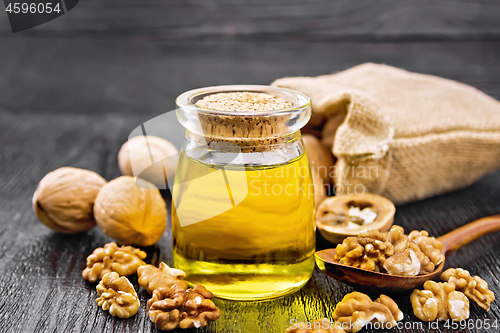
1;1;500;332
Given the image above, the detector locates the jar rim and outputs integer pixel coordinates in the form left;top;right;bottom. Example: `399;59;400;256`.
175;85;311;116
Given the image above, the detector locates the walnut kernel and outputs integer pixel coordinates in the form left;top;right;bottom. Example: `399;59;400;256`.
441;268;495;311
147;283;220;331
447;291;470;322
408;241;435;275
375;295;404;322
357;229;388;242
137;262;188;293
408;230;444;265
411;281;469;322
410;289;439;322
334;232;394;272
96;272;140;318
82;242;146;283
332;292;399;332
383;249;420;276
387;225;408;254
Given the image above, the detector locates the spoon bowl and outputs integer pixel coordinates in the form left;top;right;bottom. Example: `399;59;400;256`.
315;214;500;293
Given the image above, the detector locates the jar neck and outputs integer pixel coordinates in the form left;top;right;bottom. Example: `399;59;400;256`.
183;130;305;167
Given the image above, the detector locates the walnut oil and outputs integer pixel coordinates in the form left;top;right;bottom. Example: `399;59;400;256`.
174;85;315;300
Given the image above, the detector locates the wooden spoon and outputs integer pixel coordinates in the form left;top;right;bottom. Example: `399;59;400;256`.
315;214;500;293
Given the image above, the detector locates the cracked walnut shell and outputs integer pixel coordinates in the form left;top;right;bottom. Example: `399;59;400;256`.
147;283;220;331
285;318;345;333
138;262;188;293
441;268;495;311
96;272;140;318
33;167;106;233
334;233;394;271
82;242;146;283
332;292;399;332
94;176;167;247
410;281;469;322
316;193;395;244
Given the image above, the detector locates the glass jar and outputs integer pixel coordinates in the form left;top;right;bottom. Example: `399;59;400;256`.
172;85;316;301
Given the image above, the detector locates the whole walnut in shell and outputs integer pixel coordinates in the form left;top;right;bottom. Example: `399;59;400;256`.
118;135;179;187
94;176;167;247
32;167;106;233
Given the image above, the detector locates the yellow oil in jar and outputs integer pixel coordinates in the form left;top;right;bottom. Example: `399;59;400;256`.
171;151;316;301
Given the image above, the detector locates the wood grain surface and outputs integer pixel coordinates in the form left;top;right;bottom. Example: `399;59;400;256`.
1;109;500;333
1;1;500;332
1;0;500;41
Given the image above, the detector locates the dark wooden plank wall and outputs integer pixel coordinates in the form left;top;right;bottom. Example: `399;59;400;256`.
1;0;500;41
1;1;500;333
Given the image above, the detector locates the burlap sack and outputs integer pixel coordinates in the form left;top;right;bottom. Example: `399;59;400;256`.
272;63;500;204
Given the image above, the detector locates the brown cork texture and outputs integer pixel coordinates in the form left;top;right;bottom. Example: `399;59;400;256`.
194;92;294;153
272;63;500;204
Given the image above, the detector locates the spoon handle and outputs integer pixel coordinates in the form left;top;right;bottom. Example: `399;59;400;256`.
437;214;500;257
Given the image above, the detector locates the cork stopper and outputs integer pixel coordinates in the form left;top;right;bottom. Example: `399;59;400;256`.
195;92;292;112
176;85;311;153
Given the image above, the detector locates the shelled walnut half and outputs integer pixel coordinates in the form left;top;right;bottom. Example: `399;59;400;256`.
332;227;443;276
96;272;140;318
408;241;435;275
82;242;146;283
408;230;444;266
332;292;401;332
410;281;469;322
375;295;404;322
382;248;420;276
137;262;188;293
441;268;495;311
387;225;409;254
147;283;220;331
334;231;394;272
